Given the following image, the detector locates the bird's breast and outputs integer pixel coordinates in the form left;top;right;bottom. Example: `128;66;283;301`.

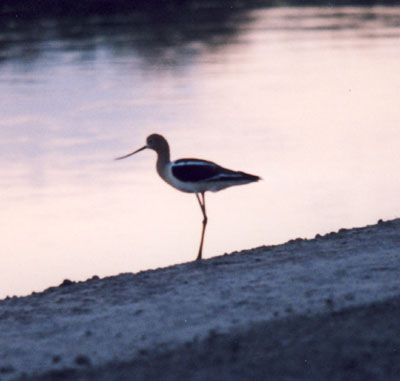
155;162;195;193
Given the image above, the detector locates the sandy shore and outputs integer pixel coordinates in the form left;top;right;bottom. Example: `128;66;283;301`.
1;218;400;380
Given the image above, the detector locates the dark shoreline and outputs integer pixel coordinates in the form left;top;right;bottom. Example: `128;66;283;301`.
2;1;399;72
2;0;400;18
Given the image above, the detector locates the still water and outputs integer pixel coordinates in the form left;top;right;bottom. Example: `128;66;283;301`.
1;5;400;298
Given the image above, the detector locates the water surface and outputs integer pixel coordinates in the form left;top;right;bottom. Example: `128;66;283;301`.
1;4;400;298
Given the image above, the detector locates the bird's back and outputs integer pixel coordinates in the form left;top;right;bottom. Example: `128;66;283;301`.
169;158;260;193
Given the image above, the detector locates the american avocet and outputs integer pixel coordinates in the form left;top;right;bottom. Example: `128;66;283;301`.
116;134;260;261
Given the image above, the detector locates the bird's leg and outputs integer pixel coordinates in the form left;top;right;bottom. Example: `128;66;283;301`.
195;192;208;261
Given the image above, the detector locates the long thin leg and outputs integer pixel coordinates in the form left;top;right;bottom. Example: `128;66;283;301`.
195;192;207;261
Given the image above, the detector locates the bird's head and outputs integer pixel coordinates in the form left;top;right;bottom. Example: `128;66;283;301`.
146;134;168;152
115;133;169;160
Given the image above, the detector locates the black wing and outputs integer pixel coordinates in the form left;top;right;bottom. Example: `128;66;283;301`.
172;159;223;182
172;159;259;183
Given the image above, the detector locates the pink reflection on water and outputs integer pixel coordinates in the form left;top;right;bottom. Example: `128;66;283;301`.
1;7;400;298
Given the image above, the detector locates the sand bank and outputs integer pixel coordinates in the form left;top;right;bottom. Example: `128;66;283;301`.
1;219;399;380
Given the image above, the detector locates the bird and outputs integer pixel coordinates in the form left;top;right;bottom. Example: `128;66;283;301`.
116;133;260;261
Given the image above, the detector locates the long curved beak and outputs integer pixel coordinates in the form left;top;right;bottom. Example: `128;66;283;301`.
115;145;147;160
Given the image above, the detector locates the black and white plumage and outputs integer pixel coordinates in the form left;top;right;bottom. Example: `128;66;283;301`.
168;159;260;193
116;133;260;261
